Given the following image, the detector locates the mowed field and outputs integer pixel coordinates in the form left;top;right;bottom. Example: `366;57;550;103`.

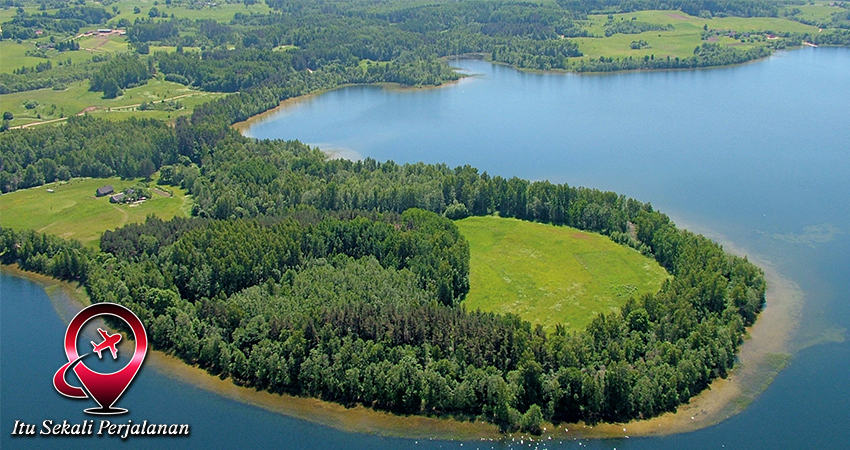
456;216;668;331
0;177;190;248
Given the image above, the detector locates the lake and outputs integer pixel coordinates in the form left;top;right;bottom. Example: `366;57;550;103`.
4;47;849;449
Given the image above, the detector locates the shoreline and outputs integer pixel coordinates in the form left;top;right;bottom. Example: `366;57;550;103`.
231;77;470;133
234;47;817;136
1;230;802;441
554;251;800;439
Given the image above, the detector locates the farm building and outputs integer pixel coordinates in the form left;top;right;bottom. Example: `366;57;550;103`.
96;185;114;197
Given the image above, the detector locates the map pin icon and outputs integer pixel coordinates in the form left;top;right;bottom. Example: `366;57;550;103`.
55;303;147;415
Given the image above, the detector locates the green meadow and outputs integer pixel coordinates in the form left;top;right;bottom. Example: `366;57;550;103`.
575;10;821;61
0;33;131;75
782;2;846;24
2;78;225;128
456;216;668;331
0;40;104;74
0;176;190;248
107;0;271;23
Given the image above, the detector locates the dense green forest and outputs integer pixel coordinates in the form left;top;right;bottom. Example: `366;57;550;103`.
0;112;765;432
559;0;790;17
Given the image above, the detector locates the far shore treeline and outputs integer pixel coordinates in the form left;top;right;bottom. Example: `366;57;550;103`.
3;0;850;113
0;109;764;432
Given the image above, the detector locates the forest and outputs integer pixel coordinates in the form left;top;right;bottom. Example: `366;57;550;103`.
0;109;765;432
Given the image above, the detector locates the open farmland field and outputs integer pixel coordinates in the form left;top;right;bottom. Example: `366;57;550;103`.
0;176;190;248
575;10;822;61
456;216;669;331
2;78;224;128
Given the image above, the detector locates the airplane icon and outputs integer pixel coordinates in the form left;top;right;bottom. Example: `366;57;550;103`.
91;328;121;359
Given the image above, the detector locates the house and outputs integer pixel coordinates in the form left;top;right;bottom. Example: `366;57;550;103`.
96;185;114;197
109;193;125;203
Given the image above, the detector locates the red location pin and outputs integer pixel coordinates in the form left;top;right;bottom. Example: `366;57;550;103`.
53;303;147;415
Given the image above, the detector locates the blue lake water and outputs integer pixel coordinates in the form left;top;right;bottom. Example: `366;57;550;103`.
3;47;849;449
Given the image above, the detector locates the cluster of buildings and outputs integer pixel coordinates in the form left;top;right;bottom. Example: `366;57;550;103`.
81;29;127;37
95;185;146;204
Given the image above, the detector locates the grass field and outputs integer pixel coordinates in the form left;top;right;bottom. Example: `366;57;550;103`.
575;10;822;61
107;0;271;23
0;33;131;75
456;216;668;331
77;33;131;53
1;0;267;75
782;2;846;24
1;78;226;127
0;40;102;74
0;176;190;248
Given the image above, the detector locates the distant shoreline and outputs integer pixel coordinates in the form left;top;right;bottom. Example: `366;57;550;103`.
1;226;801;441
234;48;811;138
232;76;469;134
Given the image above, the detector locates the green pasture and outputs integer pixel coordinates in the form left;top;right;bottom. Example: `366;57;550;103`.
107;0;271;24
586;10;821;34
87;90;226;122
1;5;55;17
77;34;130;53
1;78;224;127
0;176;190;248
1;0;269;74
576;10;822;60
782;2;846;24
1;40;92;74
574;31;746;60
149;45;203;54
0;35;129;75
456;216;668;331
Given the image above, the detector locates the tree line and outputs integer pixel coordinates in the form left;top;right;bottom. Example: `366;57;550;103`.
1;5;113;40
557;0;791;17
569;42;772;72
89;54;152;98
0;116;174;192
2;0;846;110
